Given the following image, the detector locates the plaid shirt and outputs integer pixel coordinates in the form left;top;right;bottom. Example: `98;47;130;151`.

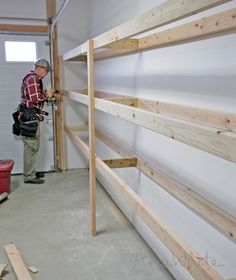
21;71;47;109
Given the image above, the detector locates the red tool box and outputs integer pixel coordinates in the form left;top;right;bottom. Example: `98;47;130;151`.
0;160;14;194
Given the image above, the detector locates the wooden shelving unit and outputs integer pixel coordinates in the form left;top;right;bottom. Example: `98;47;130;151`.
60;1;236;279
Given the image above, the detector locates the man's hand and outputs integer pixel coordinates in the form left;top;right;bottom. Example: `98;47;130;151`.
45;88;54;98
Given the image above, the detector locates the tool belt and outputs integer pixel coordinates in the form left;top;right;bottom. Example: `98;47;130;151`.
12;105;48;137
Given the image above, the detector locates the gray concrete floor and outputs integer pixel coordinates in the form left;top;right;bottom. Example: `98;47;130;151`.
0;169;174;280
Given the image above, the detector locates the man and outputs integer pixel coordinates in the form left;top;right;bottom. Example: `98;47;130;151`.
20;59;52;184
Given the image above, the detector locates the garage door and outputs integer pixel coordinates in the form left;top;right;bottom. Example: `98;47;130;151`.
0;34;54;174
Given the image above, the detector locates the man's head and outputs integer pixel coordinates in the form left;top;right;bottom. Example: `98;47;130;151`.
34;59;50;78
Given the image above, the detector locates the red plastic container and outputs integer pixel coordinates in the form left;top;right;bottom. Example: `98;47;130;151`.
0;160;14;194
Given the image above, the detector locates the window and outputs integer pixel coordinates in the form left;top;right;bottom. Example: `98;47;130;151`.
5;41;37;62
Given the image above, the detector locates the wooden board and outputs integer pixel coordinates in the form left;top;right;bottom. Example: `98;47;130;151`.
103;157;137;168
0;24;48;33
87;40;97;236
65;127;225;280
63;0;232;60
63;90;236;163
79;90;236;132
105;39;139;49
67;125;88;132
104;97;137;107
4;244;32;280
93;0;232;49
95;7;236;60
96;129;236;240
28;266;39;274
138;98;236;132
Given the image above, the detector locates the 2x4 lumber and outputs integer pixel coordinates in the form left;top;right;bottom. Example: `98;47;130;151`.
28;266;39;274
63;0;232;61
0;24;48;33
65;89;236;132
59;56;66;171
103;158;137;168
63;90;236;163
96;129;236;240
87;40;96;236
95;90;130;99
138;7;236;49
104;39;139;49
94;7;236;60
65;126;224;280
54;56;65;171
137;99;236;133
104;97;137;107
100;93;236;132
4;244;32;280
65;126;89;158
93;0;232;49
46;0;62;171
67;125;88;132
94;98;236;163
46;0;56;18
63;42;87;61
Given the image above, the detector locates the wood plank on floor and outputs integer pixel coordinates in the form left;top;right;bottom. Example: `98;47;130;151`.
4;244;32;280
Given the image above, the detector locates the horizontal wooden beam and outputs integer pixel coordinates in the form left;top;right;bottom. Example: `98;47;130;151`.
96;129;236;240
138;7;236;49
103;157;137;168
67;125;88;132
93;0;231;49
65;126;225;280
65;126;89;158
94;7;236;60
137;99;236;133
63;42;87;61
63;90;236;163
0;24;48;33
104;97;137;107
63;0;232;61
104;39;139;49
65;90;236;132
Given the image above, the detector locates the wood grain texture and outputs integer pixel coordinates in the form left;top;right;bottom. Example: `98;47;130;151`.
96;130;236;240
0;24;48;33
95;7;236;60
63;90;236;163
93;0;232;49
65;127;225;280
103;158;137;168
87;40;97;236
4;244;32;280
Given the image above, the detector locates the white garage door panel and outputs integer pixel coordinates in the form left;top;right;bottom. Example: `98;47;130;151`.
0;34;54;174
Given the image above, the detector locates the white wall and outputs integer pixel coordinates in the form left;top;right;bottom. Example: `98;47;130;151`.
56;0;89;168
58;1;236;279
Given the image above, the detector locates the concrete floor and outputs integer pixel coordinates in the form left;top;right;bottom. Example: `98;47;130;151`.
0;169;174;280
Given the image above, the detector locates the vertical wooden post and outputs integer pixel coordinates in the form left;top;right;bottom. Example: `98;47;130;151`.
57;56;65;171
46;0;61;172
87;39;96;236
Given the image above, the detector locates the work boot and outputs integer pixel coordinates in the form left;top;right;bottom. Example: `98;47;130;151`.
24;177;45;184
36;172;45;178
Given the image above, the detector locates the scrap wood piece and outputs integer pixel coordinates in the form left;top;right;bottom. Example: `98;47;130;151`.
28;266;39;274
103;157;137;168
4;244;32;280
0;264;7;276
